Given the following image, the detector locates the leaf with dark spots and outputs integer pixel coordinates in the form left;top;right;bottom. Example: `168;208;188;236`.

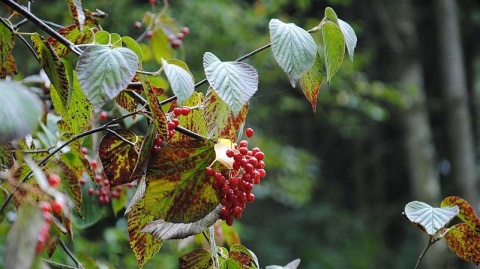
47;24;93;57
99;129;143;186
67;0;85;30
0;22;16;78
172;92;208;142
441;196;480;234
144;139;219;223
178;248;213;269
140;75;169;140
444;223;480;265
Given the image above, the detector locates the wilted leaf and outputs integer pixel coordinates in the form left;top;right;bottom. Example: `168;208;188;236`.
162;59;195;106
143;140;220;224
203;52;258;116
76;45;138;110
140;75;169;140
47;24;93;57
404;201;459;235
127;199;163;268
441;196;480;234
203;88;248;141
0;81;42;144
0;22;17;78
269;19;317;87
322;21;345;82
99;129;142;186
338;19;357;61
444;223;480;265
178;248;213;269
299;52;322;112
4;204;45;269
67;0;85;31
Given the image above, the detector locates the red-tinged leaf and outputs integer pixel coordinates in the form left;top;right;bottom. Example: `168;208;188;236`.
178;248;213;269
299;52;323;113
32;33;70;113
47;24;94;57
228;244;259;268
444;223;480;265
67;0;85;30
0;144;14;168
144;139;219;223
441;196;480;234
172;92;208;142
0;22;17;78
127;199;163;268
140;75;169;140
203;89;248;141
99;129;142;186
132;124;156;178
115;90;139;117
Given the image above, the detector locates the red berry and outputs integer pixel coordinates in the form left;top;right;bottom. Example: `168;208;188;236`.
226;218;234;226
99;111;108;121
245;128;254;138
226;149;235;158
177;32;185;40
79;178;86;185
103;179;110;187
206;167;215;177
239;147;248;156
168;121;176;130
258;169;266;178
172;118;179;126
247;192;255;202
181;107;190;115
81;147;88;155
39;201;52;213
181;26;190;36
239;140;248;148
254;151;265;161
146;30;153;39
149;0;156;5
88;187;95;195
51;201;62;214
171;39;182;48
48;174;61;188
154;137;163;147
90;160;98;169
134;21;142;29
127;182;134;188
173;107;182;116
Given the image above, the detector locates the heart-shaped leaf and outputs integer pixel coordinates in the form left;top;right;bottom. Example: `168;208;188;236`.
338;19;357;61
404;201;459;235
0;81;42;144
441;196;480;234
322;21;345;82
444;223;480;265
203;52;258;116
76;45;138;110
299;52;323;112
162;59;194;106
269;19;317;87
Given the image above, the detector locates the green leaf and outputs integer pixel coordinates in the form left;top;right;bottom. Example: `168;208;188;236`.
228;244;259;268
299;52;323;112
122;36;144;64
322;21;345;82
4;204;44;269
441;196;480;234
444;223;480;265
269;19;317;87
178;248;213;269
76;45;138;110
403;201;459;235
0;81;42;144
174;92;208;141
142;140;220;236
0;22;16;78
162;59;195;106
99;130;142;186
127;198;163;268
338;19;357;61
203;89;248;141
151;28;171;64
324;7;339;23
203;52;258;116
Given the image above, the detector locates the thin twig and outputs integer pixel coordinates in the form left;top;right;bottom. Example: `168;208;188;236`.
59;239;83;269
414;237;438;269
42;260;78;269
0;110;142;215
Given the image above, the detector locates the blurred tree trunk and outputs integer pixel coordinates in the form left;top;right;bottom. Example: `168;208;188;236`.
370;0;445;267
433;0;478;208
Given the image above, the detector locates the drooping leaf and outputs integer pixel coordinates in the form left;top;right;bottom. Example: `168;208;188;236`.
403;201;459;235
140;75;169;140
4;204;45;269
203;89;248;141
143;140;220;224
47;25;93;57
441;196;480;234
162;59;195;106
444;223;480;265
322;21;345;82
178;248;213;269
0;81;42;145
76;45;138;110
265;259;301;269
338;19;357;61
299;52;323;112
59;150;90;216
99;129;142;186
127;198;163;268
67;0;85;31
32;33;71;113
203;52;258;116
0;22;17;78
269;19;317;87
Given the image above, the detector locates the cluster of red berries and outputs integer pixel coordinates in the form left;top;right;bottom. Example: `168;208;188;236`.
166;106;191;139
207;128;266;226
36;174;64;253
168;27;189;49
80;148;134;205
